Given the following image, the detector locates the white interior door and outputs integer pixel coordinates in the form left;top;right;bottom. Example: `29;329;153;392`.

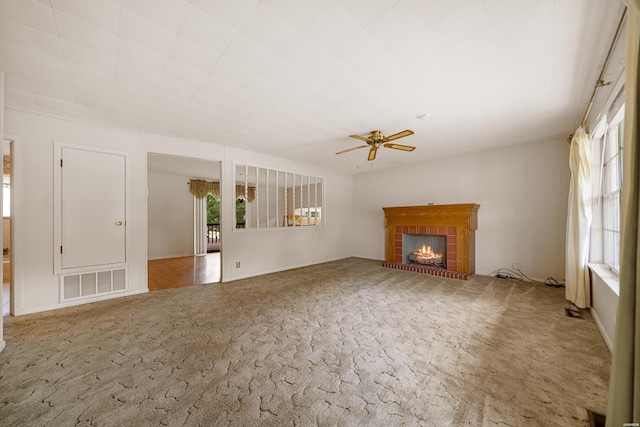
61;147;126;269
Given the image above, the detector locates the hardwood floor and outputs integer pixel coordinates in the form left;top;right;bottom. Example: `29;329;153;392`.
148;253;220;291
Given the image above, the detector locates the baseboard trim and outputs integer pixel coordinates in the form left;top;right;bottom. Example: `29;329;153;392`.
13;289;148;316
590;307;613;352
0;339;5;354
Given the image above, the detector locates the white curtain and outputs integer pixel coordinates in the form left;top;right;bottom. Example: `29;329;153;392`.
566;127;593;308
194;196;207;256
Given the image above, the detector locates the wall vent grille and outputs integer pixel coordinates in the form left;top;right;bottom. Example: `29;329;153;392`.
61;267;127;302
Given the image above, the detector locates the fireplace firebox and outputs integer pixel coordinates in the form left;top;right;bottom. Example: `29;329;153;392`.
383;204;479;279
403;234;446;268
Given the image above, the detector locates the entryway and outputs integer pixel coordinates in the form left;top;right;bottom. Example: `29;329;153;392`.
147;153;222;291
3;139;12;317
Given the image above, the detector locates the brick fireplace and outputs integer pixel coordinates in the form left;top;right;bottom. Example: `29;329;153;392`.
382;204;479;280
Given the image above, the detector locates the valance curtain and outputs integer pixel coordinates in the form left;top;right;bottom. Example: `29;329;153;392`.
566;126;592;308
607;1;640;424
189;179;220;199
235;185;256;202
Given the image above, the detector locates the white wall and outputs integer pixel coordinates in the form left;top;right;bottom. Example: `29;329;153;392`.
222;148;353;281
352;137;570;281
147;170;195;260
4;108;354;315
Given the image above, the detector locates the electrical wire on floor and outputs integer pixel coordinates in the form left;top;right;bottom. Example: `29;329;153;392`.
489;267;565;288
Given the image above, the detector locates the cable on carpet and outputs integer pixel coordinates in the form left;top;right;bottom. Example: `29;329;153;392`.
490;267;565;288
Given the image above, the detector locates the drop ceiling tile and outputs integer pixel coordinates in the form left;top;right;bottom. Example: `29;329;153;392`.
426;0;489;49
488;0;553;47
112;108;146;129
189;0;260;31
115;76;156;99
4;86;42;111
354;53;402;84
118;7;177;56
162;59;208;89
72;78;115;101
183;94;226;113
238;3;297;53
199;75;241;99
54;12;117;57
384;28;441;69
0;0;58;36
154;76;198;103
168;37;219;74
242;74;284;99
61;41;117;74
0;17;64;60
329;71;371;97
262;0;329;29
409;0;467;26
363;0;424;51
276;32;327;71
121;0;189;33
37;95;79;119
116;38;167;75
29;80;76;101
178;5;237;55
228;88;267;110
114;90;152;111
208;56;254;88
336;0;398;27
220;34;273;72
301;1;359;52
330;30;383;70
305;55;352;85
482;0;539;24
115;62;162;90
51;0;120;34
258;55;303;87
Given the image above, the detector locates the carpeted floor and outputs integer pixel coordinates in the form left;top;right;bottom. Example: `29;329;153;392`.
0;258;610;426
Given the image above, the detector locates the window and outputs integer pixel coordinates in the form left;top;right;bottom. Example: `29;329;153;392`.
235;164;323;229
595;101;624;273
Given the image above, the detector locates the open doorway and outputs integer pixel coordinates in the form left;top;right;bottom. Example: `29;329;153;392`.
3;139;12;316
147;153;221;291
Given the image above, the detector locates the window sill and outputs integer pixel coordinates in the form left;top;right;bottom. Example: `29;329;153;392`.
588;263;620;296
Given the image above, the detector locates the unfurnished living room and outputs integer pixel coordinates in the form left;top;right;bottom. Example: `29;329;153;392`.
0;0;639;426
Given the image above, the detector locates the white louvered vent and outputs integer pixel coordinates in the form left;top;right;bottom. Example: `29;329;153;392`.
61;267;127;302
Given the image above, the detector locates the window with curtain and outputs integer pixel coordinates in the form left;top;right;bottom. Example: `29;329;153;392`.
593;101;625;273
602;113;624;272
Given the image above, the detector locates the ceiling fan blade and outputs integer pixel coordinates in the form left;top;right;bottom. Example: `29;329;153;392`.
349;134;374;143
384;143;416;152
383;129;414;142
336;145;368;155
367;145;378;161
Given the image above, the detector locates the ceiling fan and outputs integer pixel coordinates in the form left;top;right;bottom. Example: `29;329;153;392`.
336;129;416;161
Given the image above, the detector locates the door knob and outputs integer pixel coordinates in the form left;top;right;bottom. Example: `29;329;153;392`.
116;221;123;226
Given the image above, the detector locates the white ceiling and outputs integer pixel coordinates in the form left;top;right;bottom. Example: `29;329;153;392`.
0;0;626;174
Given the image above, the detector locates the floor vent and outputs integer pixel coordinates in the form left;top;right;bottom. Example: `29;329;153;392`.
587;409;605;427
61;267;127;302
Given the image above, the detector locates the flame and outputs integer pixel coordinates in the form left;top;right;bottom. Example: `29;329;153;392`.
420;244;442;258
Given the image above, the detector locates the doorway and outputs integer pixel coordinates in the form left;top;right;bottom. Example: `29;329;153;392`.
3;139;12;316
147;153;221;291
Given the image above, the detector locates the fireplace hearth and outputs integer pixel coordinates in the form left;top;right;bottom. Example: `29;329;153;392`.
383;204;479;280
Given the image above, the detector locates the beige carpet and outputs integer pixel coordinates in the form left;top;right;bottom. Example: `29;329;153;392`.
0;258;610;426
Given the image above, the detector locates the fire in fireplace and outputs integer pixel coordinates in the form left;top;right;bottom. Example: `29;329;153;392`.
403;234;446;268
409;244;443;265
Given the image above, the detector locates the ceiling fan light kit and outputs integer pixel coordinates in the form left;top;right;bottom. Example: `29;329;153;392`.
337;130;416;161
